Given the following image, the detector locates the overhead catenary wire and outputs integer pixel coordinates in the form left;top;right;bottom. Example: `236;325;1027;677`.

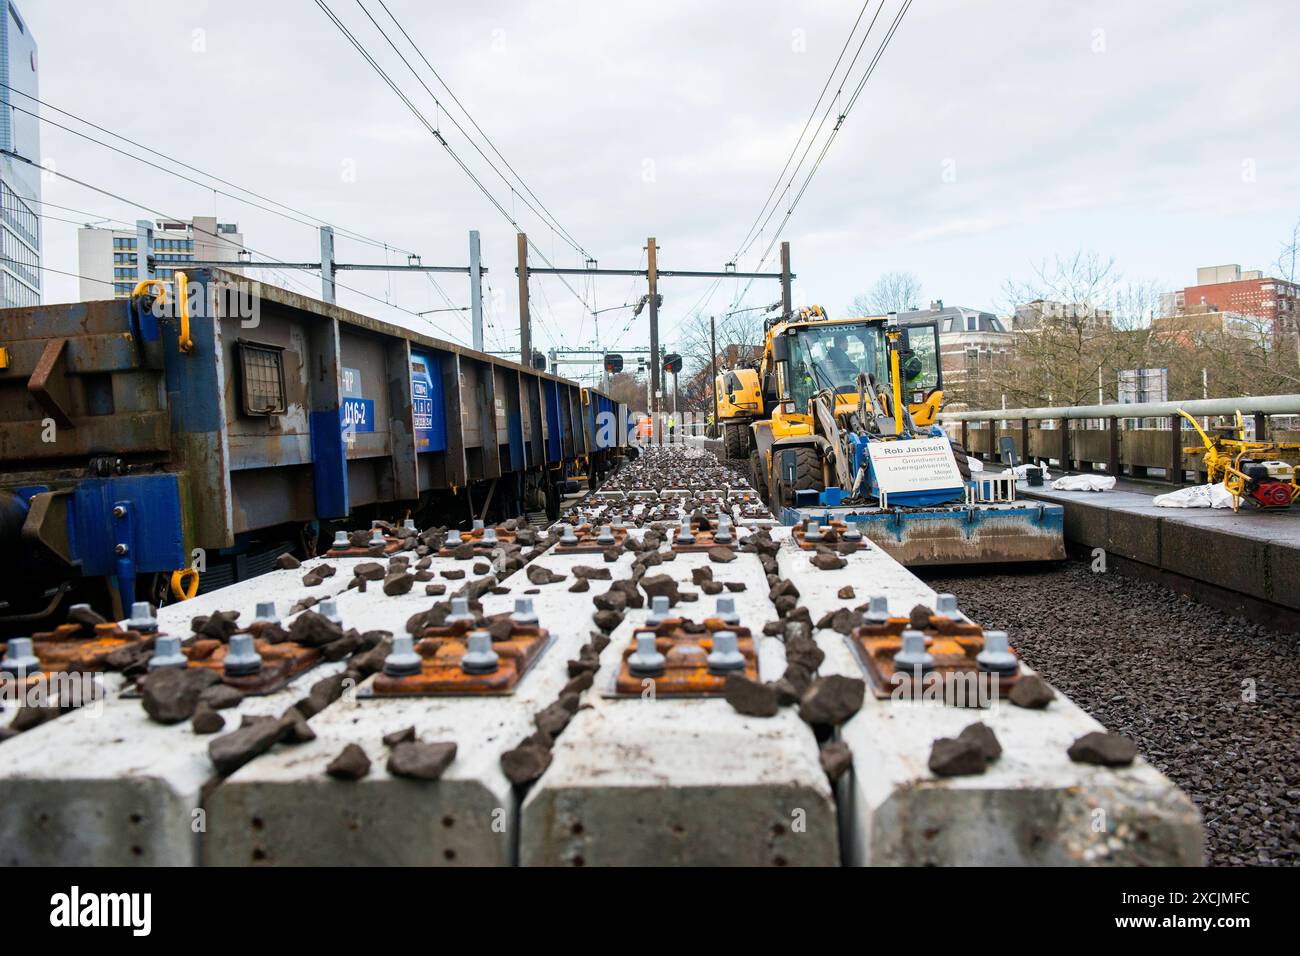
370;0;591;262
313;0;596;344
0;80;417;257
728;0;912;312
2;149;464;340
729;0;875;265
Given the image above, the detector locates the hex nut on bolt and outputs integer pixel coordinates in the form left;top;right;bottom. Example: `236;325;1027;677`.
628;633;666;677
253;601;280;625
646;594;671;626
447;596;475;627
1;637;41;675
461;630;499;674
224;634;263;677
123;601;158;633
936;593;963;618
976;630;1018;675
715;595;741;625
510;597;539;626
893;629;934;674
383;635;422;677
318;598;343;625
148;636;188;671
707;630;745;673
864;595;890;624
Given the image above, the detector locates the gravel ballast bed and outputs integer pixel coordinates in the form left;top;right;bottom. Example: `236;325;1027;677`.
922;559;1299;866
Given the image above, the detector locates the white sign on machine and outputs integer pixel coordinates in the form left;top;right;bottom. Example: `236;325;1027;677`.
866;437;964;494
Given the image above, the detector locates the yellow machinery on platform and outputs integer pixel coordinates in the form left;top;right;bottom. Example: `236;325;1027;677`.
1179;409;1300;512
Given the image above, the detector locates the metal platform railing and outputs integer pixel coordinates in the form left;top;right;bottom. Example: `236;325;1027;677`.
940;395;1300;484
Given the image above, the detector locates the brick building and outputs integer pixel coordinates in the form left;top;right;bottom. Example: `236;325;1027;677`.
1160;264;1299;346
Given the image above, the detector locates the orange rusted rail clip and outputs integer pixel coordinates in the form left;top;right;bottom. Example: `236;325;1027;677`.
791;517;864;552
608;601;758;698
368;598;552;697
847;598;1023;702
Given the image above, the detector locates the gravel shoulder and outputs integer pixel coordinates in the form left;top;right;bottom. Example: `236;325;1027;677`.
922;559;1300;867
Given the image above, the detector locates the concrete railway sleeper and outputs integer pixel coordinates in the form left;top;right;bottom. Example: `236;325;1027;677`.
0;446;1202;866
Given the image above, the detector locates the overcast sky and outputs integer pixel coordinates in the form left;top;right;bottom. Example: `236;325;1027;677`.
24;0;1300;380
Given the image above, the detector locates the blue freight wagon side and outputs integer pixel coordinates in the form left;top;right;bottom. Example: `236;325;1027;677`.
0;268;621;623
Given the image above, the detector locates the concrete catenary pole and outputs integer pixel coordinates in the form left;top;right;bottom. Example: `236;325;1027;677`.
647;237;660;444
517;232;531;366
469;230;484;352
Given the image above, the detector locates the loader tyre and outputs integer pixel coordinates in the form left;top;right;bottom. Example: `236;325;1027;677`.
749;449;765;496
723;423;749;460
773;446;824;513
950;440;972;481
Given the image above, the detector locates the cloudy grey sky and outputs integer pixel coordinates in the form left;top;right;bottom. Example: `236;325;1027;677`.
24;0;1300;379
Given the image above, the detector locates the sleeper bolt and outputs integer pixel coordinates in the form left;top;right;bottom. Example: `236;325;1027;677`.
461;630;500;674
1;637;41;675
148;636;188;671
559;524;580;546
865;595;890;624
936;593;961;617
446;596;475;627
596;525;616;545
318;598;343;626
804;523;823;542
402;518;417;531
332;530;349;548
675;518;695;544
893;629;934;674
510;597;539;626
472;519;485;533
383;634;422;677
646;594;671;626
707;630;746;673
482;526;499;545
224;634;263;677
123;601;158;633
253;601;280;626
369;528;385;545
715;595;741;625
843;524;862;542
976;630;1018;675
627;633;666;677
446;529;464;546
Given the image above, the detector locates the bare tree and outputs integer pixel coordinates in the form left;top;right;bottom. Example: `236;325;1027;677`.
848;271;923;316
671;308;769;414
1275;216;1300;373
984;247;1298;409
604;372;646;411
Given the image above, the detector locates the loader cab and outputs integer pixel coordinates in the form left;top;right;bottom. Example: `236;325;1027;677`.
895;320;943;405
777;320;888;410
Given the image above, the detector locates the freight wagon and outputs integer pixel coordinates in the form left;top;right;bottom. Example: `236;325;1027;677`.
0;268;631;624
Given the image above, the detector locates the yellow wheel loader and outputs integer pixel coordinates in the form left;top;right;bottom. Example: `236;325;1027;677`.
717;306;1063;566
